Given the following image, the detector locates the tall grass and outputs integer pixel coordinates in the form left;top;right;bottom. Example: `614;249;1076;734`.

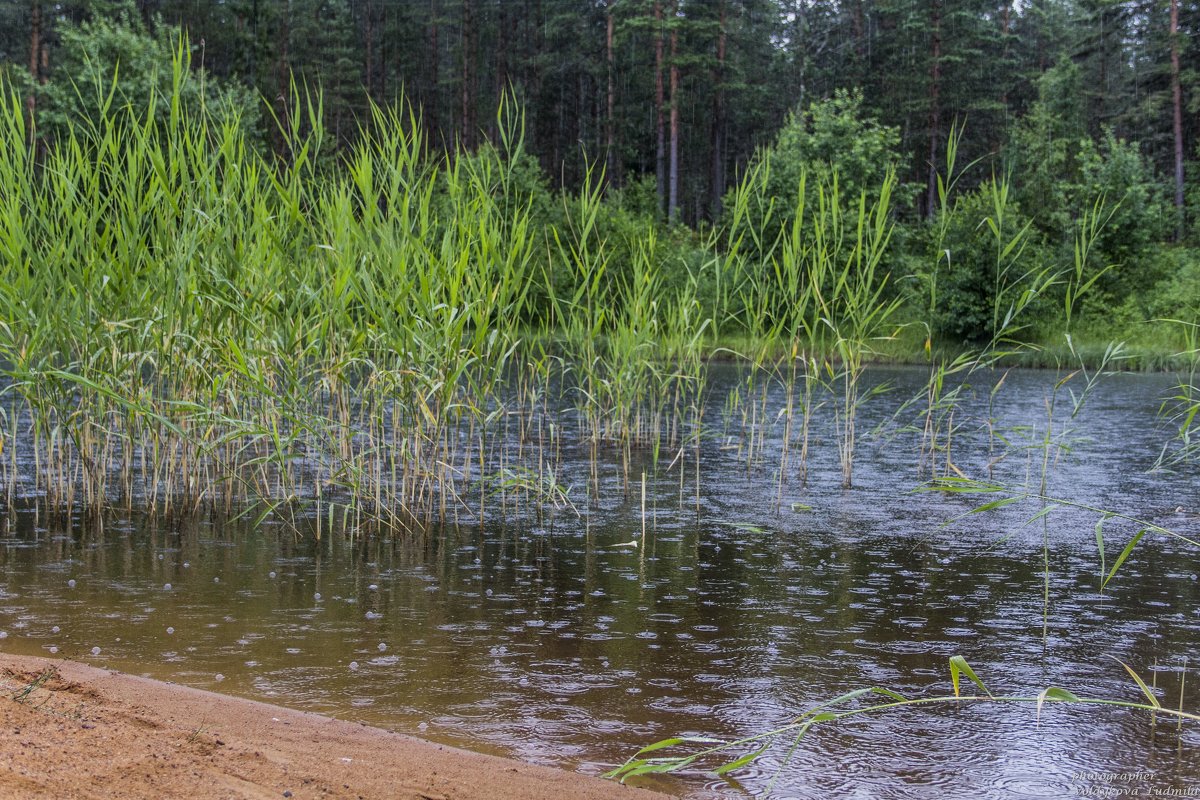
0;52;1146;529
0;53;729;526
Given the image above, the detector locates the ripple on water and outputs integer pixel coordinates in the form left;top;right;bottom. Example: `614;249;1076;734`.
367;655;400;666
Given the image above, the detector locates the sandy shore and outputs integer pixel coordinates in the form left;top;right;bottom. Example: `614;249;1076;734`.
0;653;674;800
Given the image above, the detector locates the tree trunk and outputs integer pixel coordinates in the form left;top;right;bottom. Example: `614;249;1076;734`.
852;0;865;61
654;1;666;216
428;0;439;145
27;0;41;142
461;0;476;149
709;0;726;220
792;0;806;109
1171;0;1185;238
274;0;292;154
248;0;260;90
606;0;618;187
926;0;942;218
364;0;375;102
1000;0;1011;108
496;1;509;140
668;2;680;224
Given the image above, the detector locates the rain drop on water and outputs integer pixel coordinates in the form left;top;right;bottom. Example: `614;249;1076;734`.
269;571;277;579
215;673;225;682
314;592;322;601
0;631;7;639
163;583;172;591
167;627;175;635
51;626;60;634
91;646;101;656
214;577;220;583
67;579;76;589
349;661;359;671
368;584;378;591
48;646;58;654
377;643;387;652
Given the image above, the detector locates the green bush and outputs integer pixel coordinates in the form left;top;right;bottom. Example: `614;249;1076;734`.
724;89;912;251
1072;130;1171;302
925;180;1050;344
32;1;258;144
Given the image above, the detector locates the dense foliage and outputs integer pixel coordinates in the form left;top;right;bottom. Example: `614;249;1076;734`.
0;0;1198;348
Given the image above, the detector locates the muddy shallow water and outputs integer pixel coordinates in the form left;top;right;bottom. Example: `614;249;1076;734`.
2;366;1199;798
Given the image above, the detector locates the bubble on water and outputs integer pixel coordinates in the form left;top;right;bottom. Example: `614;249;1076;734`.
91;646;101;656
313;592;322;601
269;571;277;579
417;722;428;731
215;673;225;682
0;631;6;639
485;589;493;597
368;584;378;591
214;577;220;583
166;627;175;634
348;661;359;671
377;643;387;652
51;626;60;634
48;646;58;654
158;554;164;560
182;562;190;568
163;583;172;591
67;579;76;589
364;611;381;620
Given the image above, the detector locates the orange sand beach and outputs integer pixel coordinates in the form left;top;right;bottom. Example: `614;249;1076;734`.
0;653;675;800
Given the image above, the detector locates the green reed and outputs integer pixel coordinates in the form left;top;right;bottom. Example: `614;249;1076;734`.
0;49;725;526
0;48;1143;530
609;655;1198;787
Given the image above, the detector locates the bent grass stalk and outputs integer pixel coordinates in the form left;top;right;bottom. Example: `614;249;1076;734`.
922;477;1200;591
608;656;1199;786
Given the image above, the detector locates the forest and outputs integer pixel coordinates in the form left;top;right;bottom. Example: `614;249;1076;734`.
1;0;1197;357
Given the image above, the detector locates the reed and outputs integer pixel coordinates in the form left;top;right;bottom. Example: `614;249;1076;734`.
0;51;1146;534
608;656;1198;785
0;53;724;526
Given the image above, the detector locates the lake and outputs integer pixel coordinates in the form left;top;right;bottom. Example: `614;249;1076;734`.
1;365;1198;798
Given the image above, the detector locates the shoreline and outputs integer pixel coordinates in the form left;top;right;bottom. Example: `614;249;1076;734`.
0;653;675;800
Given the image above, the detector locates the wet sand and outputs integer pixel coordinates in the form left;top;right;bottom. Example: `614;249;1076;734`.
0;653;673;800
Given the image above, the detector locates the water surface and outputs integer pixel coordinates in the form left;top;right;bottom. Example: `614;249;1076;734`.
2;366;1199;798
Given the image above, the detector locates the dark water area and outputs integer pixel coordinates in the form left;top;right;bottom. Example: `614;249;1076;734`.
2;366;1199;798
